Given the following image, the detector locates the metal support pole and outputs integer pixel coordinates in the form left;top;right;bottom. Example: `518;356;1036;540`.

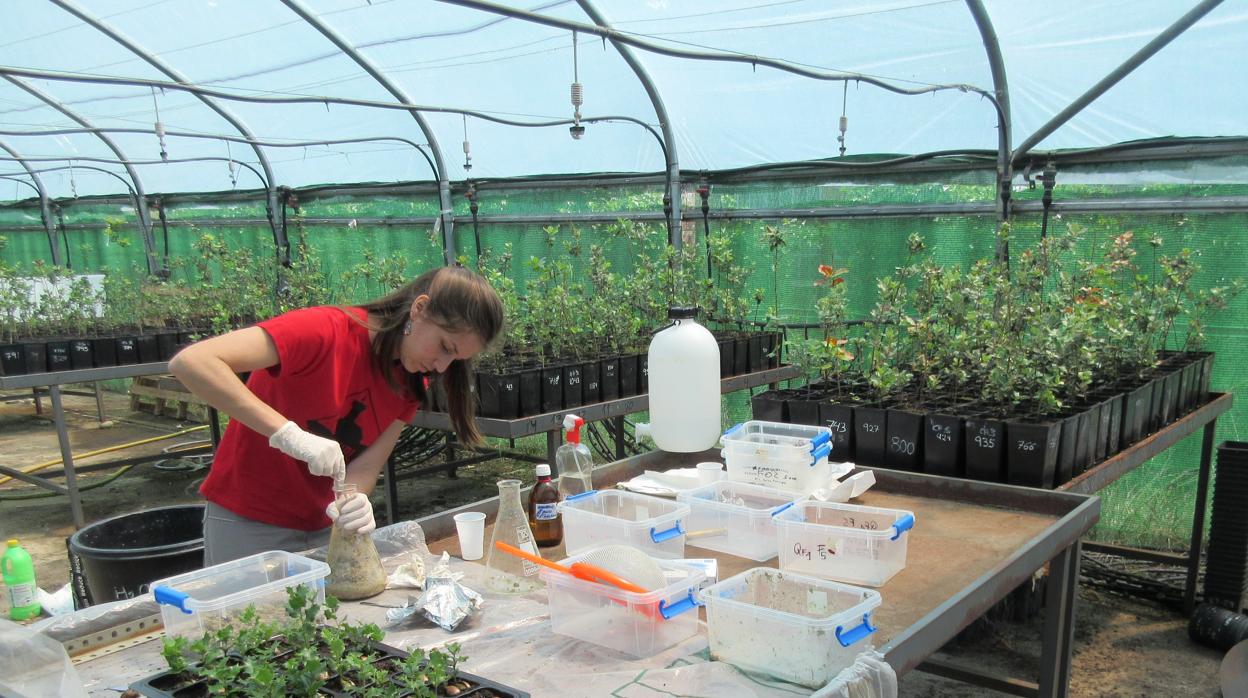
1185;420;1217;612
384;455;400;526
208;407;223;448
614;416;625;460
444;433;458;478
1039;541;1080;698
93;382;105;423
49;385;85;529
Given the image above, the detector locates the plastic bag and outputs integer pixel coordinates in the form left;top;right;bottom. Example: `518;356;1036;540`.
0;619;88;698
811;649;898;698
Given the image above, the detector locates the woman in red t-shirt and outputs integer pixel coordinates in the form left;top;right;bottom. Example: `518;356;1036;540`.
170;266;503;565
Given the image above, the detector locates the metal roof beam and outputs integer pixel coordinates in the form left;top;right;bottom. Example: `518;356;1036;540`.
279;0;457;265
1012;0;1225;165
0;155;269;191
964;0;1012;262
0;141;59;263
50;0;289;266
573;0;681;247
2;76;158;275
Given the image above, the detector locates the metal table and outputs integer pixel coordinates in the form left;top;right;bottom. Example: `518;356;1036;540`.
418;448;1099;698
0;363;220;528
385;365;798;520
1057;391;1232;612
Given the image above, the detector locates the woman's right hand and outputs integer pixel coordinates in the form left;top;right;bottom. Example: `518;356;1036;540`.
268;421;346;480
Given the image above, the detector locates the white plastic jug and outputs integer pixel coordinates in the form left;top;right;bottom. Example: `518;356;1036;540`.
638;307;721;452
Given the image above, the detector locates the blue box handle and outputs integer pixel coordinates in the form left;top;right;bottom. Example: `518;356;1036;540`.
810;431;832;450
565;490;598;502
658;591;702;620
835;613;877;647
810;443;831;465
722;423;744;438
770;501;797;517
650;520;685;543
153;586;193;615
890;513;915;541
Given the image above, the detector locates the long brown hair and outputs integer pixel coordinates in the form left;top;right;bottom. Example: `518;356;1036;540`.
355;266;503;448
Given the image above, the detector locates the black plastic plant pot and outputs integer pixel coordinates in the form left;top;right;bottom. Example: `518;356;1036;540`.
1147;369;1167;434
478;370;520;419
819;401;855;463
924;410;964;478
639;353;649;393
1072;405;1095;475
1120;379;1153;450
759;333;775;371
0;345;26;376
600;356;620;401
747;334;764;373
157;331;180;361
1160;369;1181;426
22;341;47;373
177;330;198;347
750;389;790;422
1091;396;1111;464
733;336;749;375
135;334;160;363
964;414;1006;482
771;331;784;368
1200;352;1215;401
618;354;638;398
581;360;601;406
1005;419;1061;489
1056;412;1079;486
518;366;542;417
115;336;139;365
91;337;118;368
884;407;923;471
717;338;734;377
70;339;93;369
540;365;565;413
1099;392;1123;458
562;362;583;408
47;341;72;372
1182;359;1201;412
853;404;888;466
786;389;823;425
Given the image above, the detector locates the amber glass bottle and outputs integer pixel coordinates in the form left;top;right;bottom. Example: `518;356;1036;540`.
528;464;563;547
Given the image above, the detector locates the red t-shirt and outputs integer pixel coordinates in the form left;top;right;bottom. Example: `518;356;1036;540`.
200;306;420;531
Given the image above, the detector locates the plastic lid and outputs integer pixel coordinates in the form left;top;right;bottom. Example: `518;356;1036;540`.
667;306;698;319
6;539;17;548
563;414;584;443
536;464;551;477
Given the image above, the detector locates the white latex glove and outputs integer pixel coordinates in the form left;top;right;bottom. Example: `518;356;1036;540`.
268;421;345;481
326;492;376;534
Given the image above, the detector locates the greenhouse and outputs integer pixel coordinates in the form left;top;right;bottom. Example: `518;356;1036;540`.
1;1;1246;696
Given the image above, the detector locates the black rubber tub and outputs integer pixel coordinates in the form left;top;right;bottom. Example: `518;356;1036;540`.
68;504;204;605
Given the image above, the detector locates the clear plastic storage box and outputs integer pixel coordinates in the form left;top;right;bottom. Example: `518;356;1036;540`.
540;546;706;658
774;501;914;587
699;567;882;689
152;550;329;640
558;489;689;558
721;420;833;493
676;480;802;561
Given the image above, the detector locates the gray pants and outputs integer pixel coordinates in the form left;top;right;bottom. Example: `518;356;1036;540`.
203;501;332;567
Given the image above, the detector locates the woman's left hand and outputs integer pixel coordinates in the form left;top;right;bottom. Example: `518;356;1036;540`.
326;492;376;534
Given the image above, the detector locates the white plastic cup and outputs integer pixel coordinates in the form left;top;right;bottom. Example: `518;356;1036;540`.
697;461;726;487
453;512;486;561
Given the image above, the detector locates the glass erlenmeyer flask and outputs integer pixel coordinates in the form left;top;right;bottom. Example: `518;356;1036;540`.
325;484;387;600
483;479;544;594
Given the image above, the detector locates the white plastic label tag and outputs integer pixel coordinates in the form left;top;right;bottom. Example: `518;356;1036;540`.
6;583;36;608
516;527;540;576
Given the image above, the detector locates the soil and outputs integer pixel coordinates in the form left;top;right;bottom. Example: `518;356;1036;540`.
0;387;1229;696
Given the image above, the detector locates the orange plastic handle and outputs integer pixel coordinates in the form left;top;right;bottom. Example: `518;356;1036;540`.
492;541;648;593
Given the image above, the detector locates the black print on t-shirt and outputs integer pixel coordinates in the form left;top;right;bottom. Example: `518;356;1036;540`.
306;400;367;462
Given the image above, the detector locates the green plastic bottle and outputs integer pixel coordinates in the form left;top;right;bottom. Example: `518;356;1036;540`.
3;539;41;621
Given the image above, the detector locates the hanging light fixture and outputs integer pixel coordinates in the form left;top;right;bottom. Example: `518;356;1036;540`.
837;82;849;157
569;31;585;140
151;87;168;161
462;114;472;171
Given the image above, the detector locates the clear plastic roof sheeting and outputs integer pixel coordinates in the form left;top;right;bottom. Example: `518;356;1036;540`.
1;0;1245;199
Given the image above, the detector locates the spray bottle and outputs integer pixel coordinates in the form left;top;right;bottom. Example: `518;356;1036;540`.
556;414;594;499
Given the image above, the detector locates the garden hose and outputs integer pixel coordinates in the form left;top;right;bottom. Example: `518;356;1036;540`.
0;464;137;500
0;424;209;486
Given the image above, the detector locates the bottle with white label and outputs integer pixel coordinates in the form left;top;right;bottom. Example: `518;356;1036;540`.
528;464;563;547
484;479;544;593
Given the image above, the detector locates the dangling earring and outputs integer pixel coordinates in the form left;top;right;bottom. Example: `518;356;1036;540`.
403;320;412;336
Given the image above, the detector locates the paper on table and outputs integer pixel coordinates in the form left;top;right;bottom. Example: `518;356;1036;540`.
810;470;876;503
617;468;703;497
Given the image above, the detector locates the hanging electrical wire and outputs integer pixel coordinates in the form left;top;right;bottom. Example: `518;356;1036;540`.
569;31;585;140
151;87;168;161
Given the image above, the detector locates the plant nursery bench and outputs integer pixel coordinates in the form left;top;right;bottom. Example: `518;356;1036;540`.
69;446;1095;698
0;362;220;529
